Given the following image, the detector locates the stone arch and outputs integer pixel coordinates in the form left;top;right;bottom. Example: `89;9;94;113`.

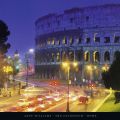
69;51;74;61
104;51;110;62
62;51;67;61
114;51;120;60
56;52;60;62
93;51;100;62
84;51;90;62
51;53;55;62
77;50;83;61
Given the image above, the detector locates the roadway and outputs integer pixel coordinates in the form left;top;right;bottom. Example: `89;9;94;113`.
0;77;109;112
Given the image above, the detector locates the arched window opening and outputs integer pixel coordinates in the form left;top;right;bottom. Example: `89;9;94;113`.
51;53;54;62
77;50;83;61
84;51;90;62
69;37;74;45
93;51;100;62
104;51;110;62
69;51;74;61
62;51;67;61
56;52;60;62
114;51;120;60
62;37;67;44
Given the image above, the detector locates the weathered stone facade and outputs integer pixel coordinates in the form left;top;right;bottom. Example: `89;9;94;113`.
35;4;120;83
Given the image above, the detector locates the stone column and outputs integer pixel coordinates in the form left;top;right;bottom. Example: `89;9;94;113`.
111;33;114;44
90;50;93;63
60;49;62;62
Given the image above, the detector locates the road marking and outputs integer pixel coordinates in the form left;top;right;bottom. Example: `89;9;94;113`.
42;100;67;112
92;89;112;112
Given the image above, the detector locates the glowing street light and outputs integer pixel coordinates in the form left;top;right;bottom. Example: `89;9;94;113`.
87;65;92;71
73;62;78;67
102;65;109;72
3;66;13;73
29;48;34;54
62;61;78;112
62;62;69;68
94;65;97;70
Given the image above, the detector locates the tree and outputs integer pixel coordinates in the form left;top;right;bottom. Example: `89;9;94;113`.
102;51;120;104
0;20;11;54
0;20;11;88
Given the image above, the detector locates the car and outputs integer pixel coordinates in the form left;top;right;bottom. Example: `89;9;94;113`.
27;96;37;101
37;95;46;100
34;106;42;112
45;97;56;106
6;106;26;112
36;103;48;111
21;85;27;89
28;100;38;108
78;96;89;104
70;96;78;102
25;107;36;112
37;98;50;109
54;97;62;102
84;90;92;96
17;99;30;108
88;82;96;88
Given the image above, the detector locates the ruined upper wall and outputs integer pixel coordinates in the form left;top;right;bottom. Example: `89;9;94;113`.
35;4;120;36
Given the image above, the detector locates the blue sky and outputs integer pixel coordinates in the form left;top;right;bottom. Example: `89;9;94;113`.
0;0;120;58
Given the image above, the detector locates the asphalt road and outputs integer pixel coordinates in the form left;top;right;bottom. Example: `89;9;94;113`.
0;78;108;112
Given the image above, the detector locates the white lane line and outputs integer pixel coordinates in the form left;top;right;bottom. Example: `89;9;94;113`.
92;89;112;112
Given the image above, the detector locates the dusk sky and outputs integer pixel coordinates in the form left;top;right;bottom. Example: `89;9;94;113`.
0;0;120;58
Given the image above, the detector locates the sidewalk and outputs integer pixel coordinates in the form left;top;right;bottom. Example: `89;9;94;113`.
0;87;24;99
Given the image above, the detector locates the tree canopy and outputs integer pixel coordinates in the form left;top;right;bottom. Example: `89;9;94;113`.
102;51;120;90
0;20;11;88
0;20;11;55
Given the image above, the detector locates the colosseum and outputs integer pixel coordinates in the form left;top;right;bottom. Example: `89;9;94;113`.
35;4;120;83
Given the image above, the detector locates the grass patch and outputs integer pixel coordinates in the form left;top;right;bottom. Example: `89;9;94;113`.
97;93;120;112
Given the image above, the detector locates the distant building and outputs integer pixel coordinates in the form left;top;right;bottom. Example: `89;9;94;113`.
35;4;120;82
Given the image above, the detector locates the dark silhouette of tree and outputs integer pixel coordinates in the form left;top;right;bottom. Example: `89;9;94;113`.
102;71;111;89
102;51;120;104
0;20;11;54
0;20;11;88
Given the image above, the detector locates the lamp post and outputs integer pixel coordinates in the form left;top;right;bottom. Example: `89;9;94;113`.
25;49;34;87
86;65;98;98
62;61;78;112
66;66;70;112
26;59;29;87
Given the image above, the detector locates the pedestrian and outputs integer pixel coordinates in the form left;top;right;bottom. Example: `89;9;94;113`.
9;91;11;97
0;89;1;95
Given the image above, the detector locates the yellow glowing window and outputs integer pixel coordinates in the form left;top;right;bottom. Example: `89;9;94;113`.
57;53;60;61
69;37;73;45
51;39;55;45
93;52;95;62
57;40;60;45
84;52;89;62
93;51;99;62
77;37;82;44
47;40;50;45
62;37;67;44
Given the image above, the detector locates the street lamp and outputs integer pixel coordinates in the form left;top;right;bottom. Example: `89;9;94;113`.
62;61;78;112
86;65;97;98
29;48;34;54
26;59;29;87
62;62;70;112
102;65;109;72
